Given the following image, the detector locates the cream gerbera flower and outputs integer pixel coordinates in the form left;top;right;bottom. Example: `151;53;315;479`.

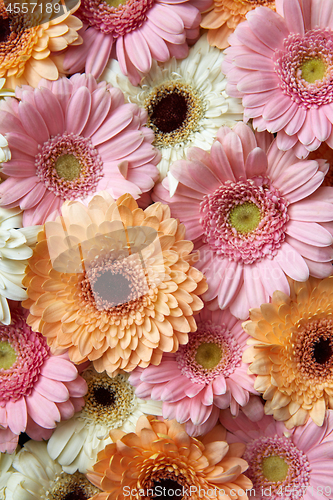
243;277;333;429
0;0;82;89
23;191;207;376
102;34;243;182
47;366;162;473
5;440;100;500
0;452;15;500
0;78;14;163
0;207;40;324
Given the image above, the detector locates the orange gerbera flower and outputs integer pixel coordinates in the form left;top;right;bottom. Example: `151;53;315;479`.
243;277;333;429
0;0;82;89
22;192;207;376
201;0;276;49
87;415;252;500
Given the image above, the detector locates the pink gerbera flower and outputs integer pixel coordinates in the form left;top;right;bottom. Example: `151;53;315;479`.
63;0;212;85
153;122;333;319
222;0;333;158
220;408;333;500
0;309;87;453
0;73;160;226
129;307;258;436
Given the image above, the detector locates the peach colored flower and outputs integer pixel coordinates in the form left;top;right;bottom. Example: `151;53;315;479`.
87;415;252;500
22;191;207;376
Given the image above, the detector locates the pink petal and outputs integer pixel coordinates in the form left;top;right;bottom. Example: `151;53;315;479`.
217;261;243;311
303;258;333;279
212;376;227;395
202;384;214;406
6;398;27;434
221;130;246;180
34;375;69;403
124;30;152;74
286;235;333;262
276;130;298;151
82;87;112;138
238;72;279;94
7;131;39;157
256;256;291;296
227;380;249;406
244;264;269;309
40;357;78;382
235;25;274;58
210;141;236;183
189;395;212;425
140;362;180;383
274;241;309;281
160;377;195;402
273;160;318;196
288;199;333;222
26;391;60;429
18;101;49;143
64;377;88;398
286;220;333;246
20;183;47;210
139;22;170;61
175;398;191;424
247;7;289;50
283;0;304;34
147;3;184;34
65;87;92;135
0;177;39;207
1;160;36;177
35;88;65;137
286;171;325;203
86;31;113;78
284;107;307;136
263;94;293;121
91;103;136;146
245;147;268;177
0;428;19;453
57;399;75;420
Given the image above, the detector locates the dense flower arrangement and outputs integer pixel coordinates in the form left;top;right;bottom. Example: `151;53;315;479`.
1;0;333;498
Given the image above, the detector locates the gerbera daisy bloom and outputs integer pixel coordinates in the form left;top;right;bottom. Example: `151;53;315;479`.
47;366;162;473
129;307;257;436
0;78;14;163
87;415;252;500
22;191;207;376
102;35;243;181
220;408;333;500
200;0;275;49
0;207;40;325
5;440;101;500
153;122;333;320
222;0;333;159
0;308;87;453
63;0;213;86
0;73;160;226
0;0;82;89
243;277;333;428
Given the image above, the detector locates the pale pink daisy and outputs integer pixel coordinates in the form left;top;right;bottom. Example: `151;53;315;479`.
129;307;258;436
222;0;333;159
153;122;333;320
63;0;212;85
0;308;87;453
220;408;333;500
0;73;160;226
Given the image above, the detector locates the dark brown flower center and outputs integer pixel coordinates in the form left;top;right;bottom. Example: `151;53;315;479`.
63;487;89;500
0;16;12;43
313;337;332;365
150;92;188;134
152;479;183;500
48;472;99;500
93;386;116;407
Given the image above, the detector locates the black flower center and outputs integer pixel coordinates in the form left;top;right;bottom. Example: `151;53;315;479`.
313;337;332;364
152;479;183;500
0;17;12;43
149;91;188;133
93;386;116;407
91;270;131;306
63;487;89;500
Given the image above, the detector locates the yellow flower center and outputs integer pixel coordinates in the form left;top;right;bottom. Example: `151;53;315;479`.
229;202;261;234
0;340;17;369
55;154;81;181
262;456;289;482
195;342;222;369
301;58;326;84
104;0;127;6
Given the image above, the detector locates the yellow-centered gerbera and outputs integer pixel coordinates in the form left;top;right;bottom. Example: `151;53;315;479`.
22;192;207;376
243;277;333;429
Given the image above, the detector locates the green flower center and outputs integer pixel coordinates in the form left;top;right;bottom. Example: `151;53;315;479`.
301;58;326;84
104;0;127;6
262;456;289;482
55;154;81;181
195;342;222;370
229;202;261;234
0;340;17;369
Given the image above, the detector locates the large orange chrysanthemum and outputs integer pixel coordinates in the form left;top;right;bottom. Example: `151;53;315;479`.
22;192;207;376
87;415;252;500
243;277;333;429
201;0;275;49
0;0;82;89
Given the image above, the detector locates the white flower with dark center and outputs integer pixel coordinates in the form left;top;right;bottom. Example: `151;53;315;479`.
0;207;40;324
4;440;101;500
102;34;243;182
47;366;163;473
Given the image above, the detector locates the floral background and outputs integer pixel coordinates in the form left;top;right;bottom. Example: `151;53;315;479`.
1;0;333;499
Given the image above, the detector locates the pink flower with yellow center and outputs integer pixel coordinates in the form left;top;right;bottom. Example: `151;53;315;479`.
153;122;333;320
0;73;160;226
129;307;258;436
222;0;333;158
63;0;212;85
0;309;87;453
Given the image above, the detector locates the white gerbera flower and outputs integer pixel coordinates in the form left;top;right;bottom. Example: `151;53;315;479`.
0;208;40;324
0;452;15;500
47;367;163;473
5;441;100;500
102;34;243;186
0;79;15;164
